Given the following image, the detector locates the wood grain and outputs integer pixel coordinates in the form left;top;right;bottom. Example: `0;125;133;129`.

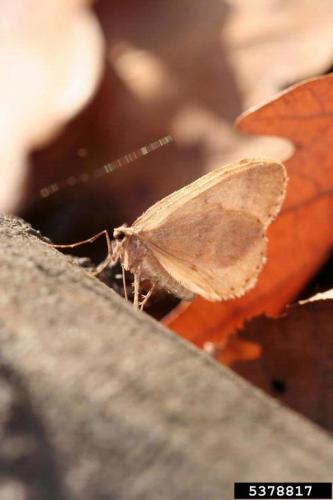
0;215;332;500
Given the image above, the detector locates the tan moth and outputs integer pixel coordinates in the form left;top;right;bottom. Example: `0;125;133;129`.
112;158;287;308
45;146;287;309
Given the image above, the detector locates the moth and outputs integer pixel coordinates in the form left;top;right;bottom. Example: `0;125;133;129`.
111;158;287;308
48;149;287;309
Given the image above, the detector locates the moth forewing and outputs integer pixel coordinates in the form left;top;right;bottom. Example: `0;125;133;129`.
133;158;287;232
140;208;267;300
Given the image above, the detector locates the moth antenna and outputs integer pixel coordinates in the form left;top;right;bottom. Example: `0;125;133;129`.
40;135;173;199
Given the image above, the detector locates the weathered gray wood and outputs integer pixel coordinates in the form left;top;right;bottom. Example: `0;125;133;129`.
0;215;332;500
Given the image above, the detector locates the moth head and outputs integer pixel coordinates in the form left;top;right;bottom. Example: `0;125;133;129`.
112;225;135;264
113;224;135;241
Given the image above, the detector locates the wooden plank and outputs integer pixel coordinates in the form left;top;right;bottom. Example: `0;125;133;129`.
0;214;332;500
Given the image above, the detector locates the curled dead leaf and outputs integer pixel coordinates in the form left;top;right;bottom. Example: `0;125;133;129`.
166;74;333;357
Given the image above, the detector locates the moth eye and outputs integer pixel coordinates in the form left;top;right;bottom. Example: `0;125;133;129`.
113;228;124;242
115;232;125;242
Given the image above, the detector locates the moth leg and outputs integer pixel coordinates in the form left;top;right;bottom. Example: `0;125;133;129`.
52;230;114;276
92;231;114;275
121;264;128;302
133;270;141;310
139;283;156;311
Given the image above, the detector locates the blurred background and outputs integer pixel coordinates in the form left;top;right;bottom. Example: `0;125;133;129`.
3;0;333;311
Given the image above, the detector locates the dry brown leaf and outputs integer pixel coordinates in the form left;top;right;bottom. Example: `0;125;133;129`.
226;0;333;107
231;291;333;433
0;0;104;212
166;74;333;354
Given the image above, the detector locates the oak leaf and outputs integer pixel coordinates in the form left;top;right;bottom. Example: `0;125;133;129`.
165;74;333;360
